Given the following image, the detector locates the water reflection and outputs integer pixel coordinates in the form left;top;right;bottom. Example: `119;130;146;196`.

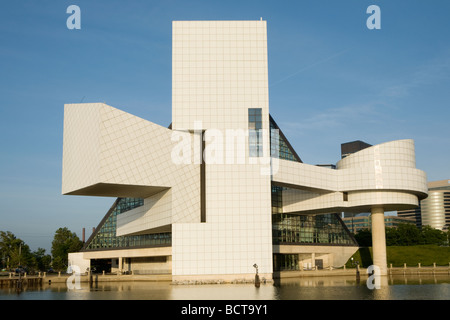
1;274;449;300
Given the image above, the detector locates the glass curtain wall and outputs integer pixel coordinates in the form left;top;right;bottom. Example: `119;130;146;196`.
271;185;357;246
269;115;301;162
83;198;171;251
272;213;357;246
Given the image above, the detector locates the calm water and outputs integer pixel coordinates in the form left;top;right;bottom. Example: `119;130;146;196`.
1;275;449;300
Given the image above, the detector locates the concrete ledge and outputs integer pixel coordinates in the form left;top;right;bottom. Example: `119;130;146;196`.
172;273;272;284
388;266;450;275
36;266;450;285
276;269;368;279
43;273;172;283
276;266;450;278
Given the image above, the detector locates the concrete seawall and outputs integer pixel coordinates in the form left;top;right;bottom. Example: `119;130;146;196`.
277;266;450;279
4;266;449;285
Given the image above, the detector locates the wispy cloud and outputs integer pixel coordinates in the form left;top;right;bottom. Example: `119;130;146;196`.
282;101;384;133
270;48;351;87
382;51;450;98
281;49;450;136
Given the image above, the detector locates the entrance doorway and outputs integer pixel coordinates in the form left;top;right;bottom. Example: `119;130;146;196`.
91;259;111;274
315;259;323;270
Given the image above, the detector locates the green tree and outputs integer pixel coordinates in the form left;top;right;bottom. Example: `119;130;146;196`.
386;227;400;246
354;228;372;247
419;225;447;245
0;231;17;269
51;227;83;271
395;223;421;245
31;248;52;272
10;242;32;268
358;223;447;247
0;231;32;269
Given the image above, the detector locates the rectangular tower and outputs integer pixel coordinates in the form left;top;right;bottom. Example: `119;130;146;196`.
171;20;273;281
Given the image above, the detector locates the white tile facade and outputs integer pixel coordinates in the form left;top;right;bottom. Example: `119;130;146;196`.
172;20;269;131
272;139;427;214
62;20;428;281
171;21;272;278
62;103;201;235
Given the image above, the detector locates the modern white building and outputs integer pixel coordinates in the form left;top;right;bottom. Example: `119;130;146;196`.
64;20;428;281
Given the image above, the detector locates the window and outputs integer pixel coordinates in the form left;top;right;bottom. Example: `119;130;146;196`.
272;213;357;246
248;108;263;157
269;116;301;162
273;254;299;271
84;198;171;250
271;185;357;246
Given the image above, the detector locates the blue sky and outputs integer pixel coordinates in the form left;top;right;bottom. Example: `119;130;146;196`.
1;0;449;253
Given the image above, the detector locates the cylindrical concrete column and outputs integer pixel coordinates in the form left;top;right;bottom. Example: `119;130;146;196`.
118;257;123;275
371;206;387;275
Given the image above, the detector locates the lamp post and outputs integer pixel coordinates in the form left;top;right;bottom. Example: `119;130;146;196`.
18;242;22;266
351;257;360;284
253;264;260;287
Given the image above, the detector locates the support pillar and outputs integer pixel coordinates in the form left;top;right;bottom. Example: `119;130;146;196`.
371;207;387;275
118;257;123;275
298;254;303;271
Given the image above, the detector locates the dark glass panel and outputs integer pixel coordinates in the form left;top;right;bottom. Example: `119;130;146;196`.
84;198;171;251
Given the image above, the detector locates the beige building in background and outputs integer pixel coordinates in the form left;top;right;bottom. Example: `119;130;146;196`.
342;215;416;234
398;179;450;231
63;20;428;281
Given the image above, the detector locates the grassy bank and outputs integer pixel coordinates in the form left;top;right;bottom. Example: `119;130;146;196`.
346;245;450;268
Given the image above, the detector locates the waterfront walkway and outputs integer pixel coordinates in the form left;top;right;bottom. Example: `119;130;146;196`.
0;276;43;287
1;265;449;286
277;265;450;279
